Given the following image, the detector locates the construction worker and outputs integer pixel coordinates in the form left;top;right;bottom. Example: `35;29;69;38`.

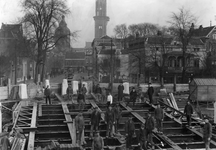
107;92;113;107
138;123;147;150
44;85;51;105
147;83;154;104
145;110;155;149
0;132;10;150
125;115;135;150
75;112;85;146
203;117;212;150
92;131;104;150
80;84;87;101
77;91;85;111
128;87;137;106
113;103;122;133
90;107;101;138
105;105;115;137
95;84;102;102
118;83;124;101
154;103;164;133
66;84;73;101
184;101;193;128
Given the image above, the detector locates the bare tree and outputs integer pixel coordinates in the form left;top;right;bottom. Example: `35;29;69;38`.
113;24;128;49
21;0;73;82
169;7;197;83
128;23;158;37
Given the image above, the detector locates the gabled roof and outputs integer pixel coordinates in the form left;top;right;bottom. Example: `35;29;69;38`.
65;51;85;59
193;26;215;37
101;35;111;39
192;78;216;86
189;38;204;45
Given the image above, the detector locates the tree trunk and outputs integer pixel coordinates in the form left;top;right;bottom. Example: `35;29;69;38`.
181;45;187;83
41;51;47;82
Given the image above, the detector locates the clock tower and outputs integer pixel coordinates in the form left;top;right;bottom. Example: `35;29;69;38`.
93;0;109;38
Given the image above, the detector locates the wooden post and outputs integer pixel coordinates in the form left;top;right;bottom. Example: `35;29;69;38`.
214;102;216;124
173;74;176;92
8;78;11;98
0;102;2;133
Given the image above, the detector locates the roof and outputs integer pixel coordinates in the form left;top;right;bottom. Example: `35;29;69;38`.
192;78;216;86
101;35;111;39
98;42;115;47
65;52;85;59
193;26;215;37
147;36;173;45
189;38;204;45
0;23;22;38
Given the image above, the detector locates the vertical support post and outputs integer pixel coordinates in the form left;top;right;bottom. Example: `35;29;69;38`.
0;102;2;133
214;102;216;124
110;38;113;95
173;74;176;92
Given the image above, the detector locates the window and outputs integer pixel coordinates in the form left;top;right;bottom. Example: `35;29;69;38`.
99;26;102;29
194;59;199;67
213;34;216;40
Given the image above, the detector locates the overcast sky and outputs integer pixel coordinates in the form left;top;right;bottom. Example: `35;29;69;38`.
0;0;216;47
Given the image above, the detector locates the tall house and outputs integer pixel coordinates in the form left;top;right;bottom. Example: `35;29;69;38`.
93;0;109;38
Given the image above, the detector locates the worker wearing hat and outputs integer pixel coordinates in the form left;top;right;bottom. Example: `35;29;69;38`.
105;104;115;137
138;123;147;150
90;107;101;138
125;115;135;149
154;103;164;134
113;103;122;133
145;109;155;149
92;130;104;150
203;117;212;150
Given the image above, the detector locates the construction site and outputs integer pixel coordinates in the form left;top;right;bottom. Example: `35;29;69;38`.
0;76;216;150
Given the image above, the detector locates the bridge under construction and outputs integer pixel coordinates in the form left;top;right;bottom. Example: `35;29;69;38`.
6;90;216;150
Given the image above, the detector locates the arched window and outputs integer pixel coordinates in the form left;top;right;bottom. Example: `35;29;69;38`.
177;56;183;67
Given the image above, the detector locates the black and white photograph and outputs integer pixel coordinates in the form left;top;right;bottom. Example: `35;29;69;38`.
0;0;216;149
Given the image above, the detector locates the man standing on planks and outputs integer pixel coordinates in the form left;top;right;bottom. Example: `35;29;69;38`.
128;87;137;107
105;105;115;137
118;82;124;101
66;84;73;101
125;115;135;150
145;110;155;149
75;112;85;146
90;107;101;138
113;103;122;133
44;85;51;105
137;123;147;150
203;117;212;150
92;131;104;150
154;103;164;134
80;84;87;102
77;91;85;111
184;101;193;128
147;83;154;104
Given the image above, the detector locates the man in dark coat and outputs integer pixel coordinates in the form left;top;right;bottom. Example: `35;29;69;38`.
184;101;193;127
80;84;87;101
90;107;101;137
147;83;154;104
105;105;115;137
75;112;85;146
125;115;135;149
77;91;85;111
128;87;137;106
203;117;212;150
145;111;155;149
66;84;73;101
138;123;147;150
154;103;164;133
118;83;124;101
113;103;122;133
95;84;102;102
44;85;51;105
92;131;104;150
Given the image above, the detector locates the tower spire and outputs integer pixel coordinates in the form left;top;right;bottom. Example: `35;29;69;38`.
94;0;109;38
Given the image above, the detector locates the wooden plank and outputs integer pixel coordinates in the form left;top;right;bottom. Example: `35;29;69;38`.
62;103;74;145
120;102;183;150
27;102;37;150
